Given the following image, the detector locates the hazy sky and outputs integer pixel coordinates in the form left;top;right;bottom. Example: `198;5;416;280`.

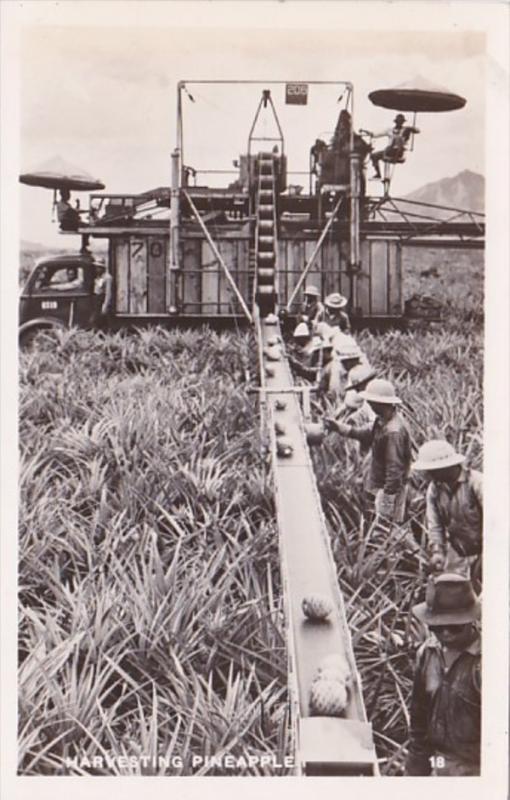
18;15;485;247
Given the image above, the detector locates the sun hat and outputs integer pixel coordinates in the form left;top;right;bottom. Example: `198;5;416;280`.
412;573;481;626
394;114;406;124
324;292;348;310
360;378;401;405
332;335;362;361
345;363;377;390
412;439;466;472
304;285;321;298
293;321;310;339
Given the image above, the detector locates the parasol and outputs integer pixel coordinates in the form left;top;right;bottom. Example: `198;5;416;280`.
19;156;105;191
369;77;466;113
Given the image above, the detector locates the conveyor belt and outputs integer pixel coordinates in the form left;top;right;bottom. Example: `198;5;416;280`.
254;152;278;315
258;315;378;775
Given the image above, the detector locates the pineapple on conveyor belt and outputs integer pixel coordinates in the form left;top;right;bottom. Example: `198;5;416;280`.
301;593;333;622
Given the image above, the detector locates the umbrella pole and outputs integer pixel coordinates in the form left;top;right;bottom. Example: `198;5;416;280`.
409;112;417;153
51;189;57;223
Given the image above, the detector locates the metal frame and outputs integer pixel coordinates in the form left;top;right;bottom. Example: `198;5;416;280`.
175;80;358;288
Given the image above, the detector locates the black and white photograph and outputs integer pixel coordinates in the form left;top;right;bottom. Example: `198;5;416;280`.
1;1;508;798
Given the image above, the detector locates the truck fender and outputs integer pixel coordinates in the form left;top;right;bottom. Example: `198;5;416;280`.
19;317;66;346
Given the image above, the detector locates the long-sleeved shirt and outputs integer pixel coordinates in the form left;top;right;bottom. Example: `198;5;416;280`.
426;468;483;557
406;635;481;776
342;411;411;495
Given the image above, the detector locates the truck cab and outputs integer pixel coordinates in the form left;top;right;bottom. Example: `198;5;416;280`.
19;253;103;344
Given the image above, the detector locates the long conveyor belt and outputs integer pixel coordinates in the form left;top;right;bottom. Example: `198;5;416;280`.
257;315;378;775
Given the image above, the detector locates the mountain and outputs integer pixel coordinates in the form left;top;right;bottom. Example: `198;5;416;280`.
21;239;55;252
405;170;484;214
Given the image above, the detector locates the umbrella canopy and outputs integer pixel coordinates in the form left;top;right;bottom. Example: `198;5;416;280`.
369;76;466;113
19;156;105;191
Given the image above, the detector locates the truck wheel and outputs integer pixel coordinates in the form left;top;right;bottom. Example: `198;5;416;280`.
19;323;62;349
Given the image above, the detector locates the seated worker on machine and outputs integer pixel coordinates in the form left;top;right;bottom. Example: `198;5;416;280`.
56;188;81;232
369;114;420;180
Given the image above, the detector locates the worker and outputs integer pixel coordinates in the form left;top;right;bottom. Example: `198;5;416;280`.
56;188;80;231
411;440;482;592
324;292;351;332
302;285;325;329
369;114;420;180
318;335;364;401
91;259;113;329
289;337;334;384
53;266;84;291
405;573;481;776
292;320;311;349
324;378;411;527
335;362;377;430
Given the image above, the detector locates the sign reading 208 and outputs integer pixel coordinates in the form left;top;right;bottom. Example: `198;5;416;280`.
285;83;308;105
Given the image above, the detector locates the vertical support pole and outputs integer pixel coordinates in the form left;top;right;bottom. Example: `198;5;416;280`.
349;151;361;309
169;147;180;310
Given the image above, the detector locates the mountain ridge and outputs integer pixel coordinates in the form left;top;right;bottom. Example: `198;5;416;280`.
404;169;484;213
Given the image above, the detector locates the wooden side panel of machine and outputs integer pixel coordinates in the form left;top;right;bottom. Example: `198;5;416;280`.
147;236;167;313
201;241;219;312
180;239;201;313
217;240;236;310
115;238;130;313
357;239;402;317
369;240;388;315
388;241;403;315
233;239;251;309
278;238;350;309
322;241;340;297
129;237;148;313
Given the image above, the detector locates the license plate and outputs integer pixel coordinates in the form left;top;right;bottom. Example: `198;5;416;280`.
41;301;58;310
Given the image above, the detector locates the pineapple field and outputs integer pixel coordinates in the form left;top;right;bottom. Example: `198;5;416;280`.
18;248;483;776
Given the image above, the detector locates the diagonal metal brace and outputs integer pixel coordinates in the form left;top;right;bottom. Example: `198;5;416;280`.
183;189;253;323
286;195;344;311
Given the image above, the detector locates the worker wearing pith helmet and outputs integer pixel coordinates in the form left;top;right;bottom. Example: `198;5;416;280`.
333;363;378;472
412;439;482;590
325;378;412;525
317;335;362;400
324;292;351;333
292;321;310;345
406;573;481;776
302;284;325;328
341;362;378;417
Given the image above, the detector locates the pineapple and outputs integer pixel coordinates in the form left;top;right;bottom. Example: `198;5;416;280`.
309;678;348;717
301;594;333;622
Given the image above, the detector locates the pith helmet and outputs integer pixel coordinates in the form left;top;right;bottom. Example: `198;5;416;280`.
346;363;377;390
304;285;321;298
360;378;401;405
332;334;362;361
293;322;310;339
412;573;481;626
325;292;348;310
412;440;466;471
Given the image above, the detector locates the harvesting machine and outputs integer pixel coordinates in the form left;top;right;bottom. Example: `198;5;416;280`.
19;79;485;775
